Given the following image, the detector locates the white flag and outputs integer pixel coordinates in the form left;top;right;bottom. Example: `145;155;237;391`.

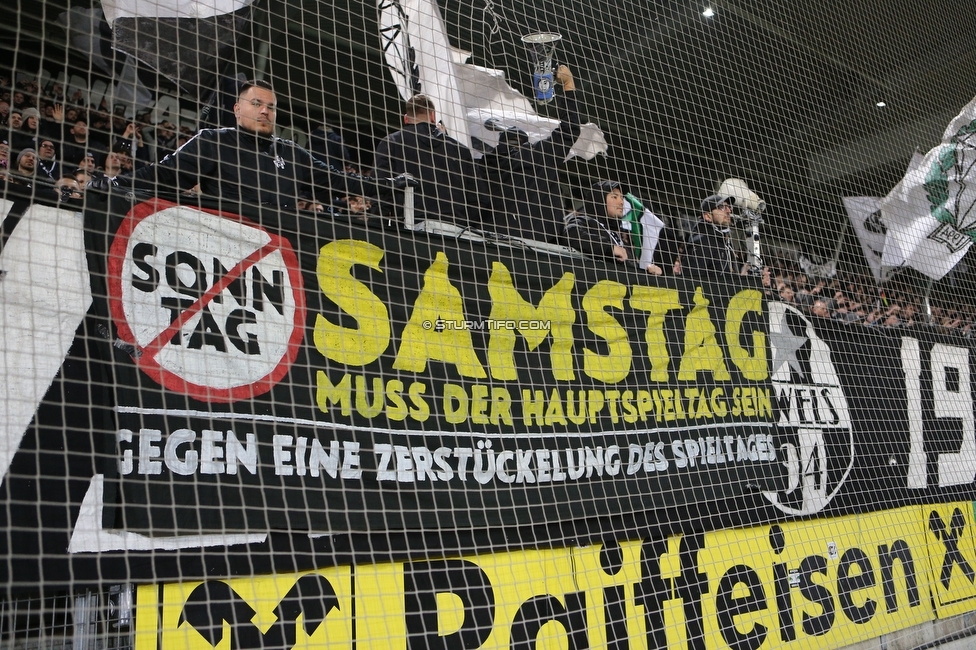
798;255;837;279
378;0;606;159
461;65;606;161
880;98;976;280
843;196;888;282
378;0;470;148
100;0;253;22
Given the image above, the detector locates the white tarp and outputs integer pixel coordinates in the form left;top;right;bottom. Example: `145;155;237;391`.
0;204;92;484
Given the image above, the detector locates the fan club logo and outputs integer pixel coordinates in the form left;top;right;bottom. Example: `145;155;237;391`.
108;200;306;403
925;115;976;250
763;302;854;515
864;208;887;235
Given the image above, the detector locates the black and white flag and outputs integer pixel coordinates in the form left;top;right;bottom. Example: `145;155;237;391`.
377;0;606;159
843;196;888;282
100;0;254;100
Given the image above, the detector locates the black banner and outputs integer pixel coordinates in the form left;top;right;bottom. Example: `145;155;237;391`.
84;197;781;535
5;199;976;586
789;314;976;513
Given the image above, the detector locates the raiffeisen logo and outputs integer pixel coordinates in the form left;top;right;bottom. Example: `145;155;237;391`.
763;302;854;515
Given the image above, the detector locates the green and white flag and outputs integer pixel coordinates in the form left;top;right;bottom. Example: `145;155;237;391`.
881;97;976;280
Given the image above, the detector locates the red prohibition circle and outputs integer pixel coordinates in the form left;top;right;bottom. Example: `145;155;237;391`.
107;199;306;403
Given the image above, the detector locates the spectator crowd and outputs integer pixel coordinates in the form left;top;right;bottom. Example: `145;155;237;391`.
2;69;975;335
759;253;976;336
0;72;193;204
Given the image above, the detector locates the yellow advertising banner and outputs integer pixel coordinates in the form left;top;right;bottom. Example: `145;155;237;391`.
136;504;976;650
697;508;933;650
924;502;976;618
136;567;354;649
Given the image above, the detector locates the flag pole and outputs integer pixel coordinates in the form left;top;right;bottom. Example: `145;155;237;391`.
829;220;848;269
922;277;934;324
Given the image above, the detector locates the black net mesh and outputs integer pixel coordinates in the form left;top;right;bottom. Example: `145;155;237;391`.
3;1;976;648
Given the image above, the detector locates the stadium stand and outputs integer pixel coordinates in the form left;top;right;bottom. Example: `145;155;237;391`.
4;2;976;649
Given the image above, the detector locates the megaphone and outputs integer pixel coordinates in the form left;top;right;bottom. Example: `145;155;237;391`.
718;178;766;275
718;178;766;214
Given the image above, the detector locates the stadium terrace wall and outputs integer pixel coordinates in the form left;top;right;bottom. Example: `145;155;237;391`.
4;199;976;647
